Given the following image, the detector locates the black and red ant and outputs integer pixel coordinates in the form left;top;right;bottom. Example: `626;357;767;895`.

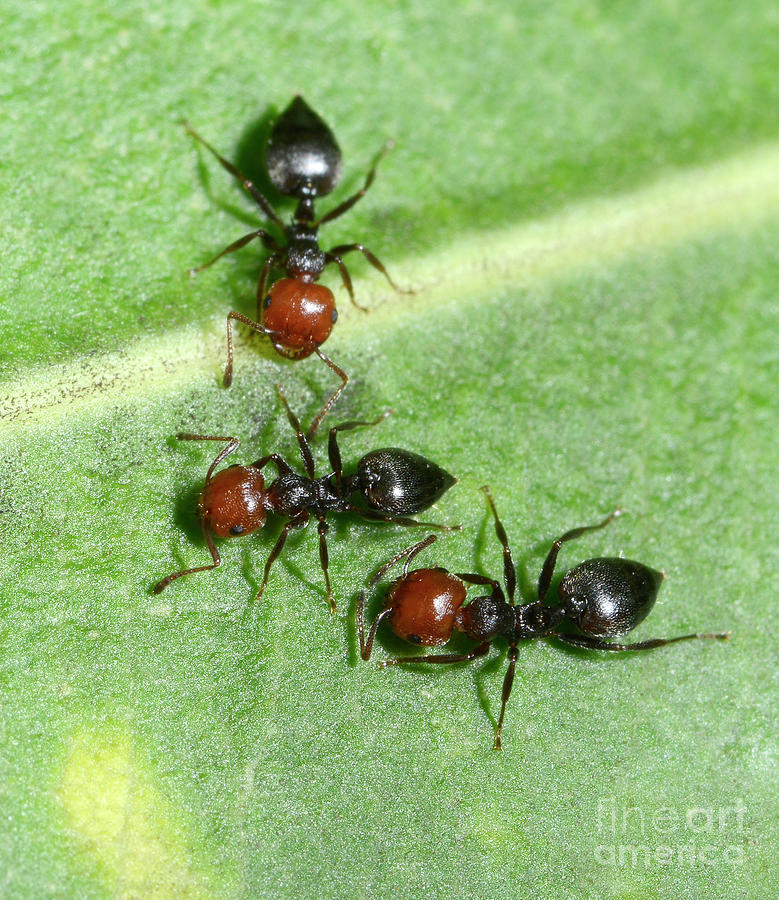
153;390;458;612
358;486;729;749
184;96;405;436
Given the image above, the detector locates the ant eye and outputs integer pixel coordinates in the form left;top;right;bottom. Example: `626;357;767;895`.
331;308;338;323
230;524;245;535
407;634;422;644
263;295;272;309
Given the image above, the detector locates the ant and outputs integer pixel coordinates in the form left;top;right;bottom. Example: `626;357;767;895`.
358;486;729;749
153;388;458;612
184;95;406;436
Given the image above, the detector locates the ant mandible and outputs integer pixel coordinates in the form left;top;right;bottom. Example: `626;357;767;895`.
358;486;729;749
184;96;406;436
153;388;458;612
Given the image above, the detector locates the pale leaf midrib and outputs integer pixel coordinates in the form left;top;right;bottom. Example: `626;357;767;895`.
2;142;778;433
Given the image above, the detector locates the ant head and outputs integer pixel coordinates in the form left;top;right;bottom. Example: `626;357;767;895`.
454;594;515;642
385;569;467;647
198;465;270;538
558;557;664;638
266;96;343;199
263;278;336;356
357;449;457;516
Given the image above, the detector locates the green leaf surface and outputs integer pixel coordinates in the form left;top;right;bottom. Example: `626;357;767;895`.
1;2;777;898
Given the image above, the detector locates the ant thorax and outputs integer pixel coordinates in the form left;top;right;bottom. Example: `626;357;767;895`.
265;472;343;518
454;595;514;642
284;226;326;280
513;602;563;639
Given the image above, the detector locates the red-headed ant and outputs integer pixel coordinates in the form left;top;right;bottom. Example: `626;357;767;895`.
184;96;406;436
154;389;458;611
358;487;729;749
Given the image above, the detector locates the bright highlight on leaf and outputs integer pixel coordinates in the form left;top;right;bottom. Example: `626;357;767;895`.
56;731;221;899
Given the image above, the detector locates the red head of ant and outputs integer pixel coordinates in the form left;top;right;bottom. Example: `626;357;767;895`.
153;388;459;612
183;96;409;437
197;463;269;538
358;486;729;750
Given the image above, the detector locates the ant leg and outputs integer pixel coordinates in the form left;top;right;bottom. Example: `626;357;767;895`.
349;507;461;532
305;349;349;441
326;243;409;295
494;645;519;751
153;525;221;593
358;605;394;662
251;453;294;477
174;433;240;483
481;485;517;604
190;230;279;276
224;310;281;388
400;534;439;576
253;516;307;605
366;533;439;592
456;572;505;600
183;120;285;229
256;254;279;321
153;435;239;593
357;535;438;660
538;509;623;603
316;516;337;613
379;642;490;668
327;409;393;489
552;632;730;652
174;435;295;482
276;385;315;478
317;141;393;225
323;253;367;312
